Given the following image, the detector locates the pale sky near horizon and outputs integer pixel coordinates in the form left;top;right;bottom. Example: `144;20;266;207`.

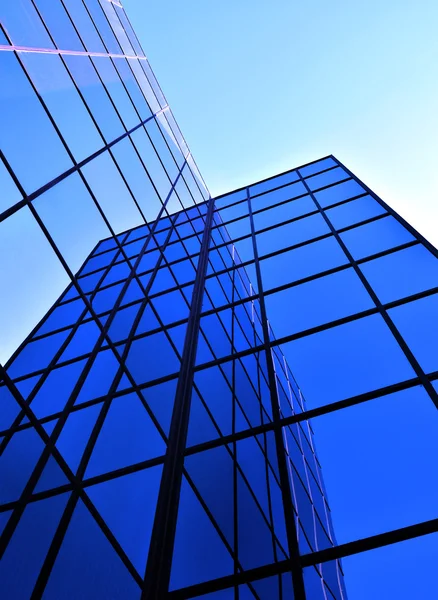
124;0;438;248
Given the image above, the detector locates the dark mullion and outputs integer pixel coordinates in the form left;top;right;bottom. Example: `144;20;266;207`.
231;244;239;600
166;516;438;599
246;189;306;599
21;214;181;596
207;236;419;285
0;103;168;226
0;175;184;580
142;193;215;598
298;172;438;411
17;4;158;230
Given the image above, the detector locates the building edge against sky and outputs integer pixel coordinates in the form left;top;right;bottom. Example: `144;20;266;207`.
1;153;438;598
0;0;438;599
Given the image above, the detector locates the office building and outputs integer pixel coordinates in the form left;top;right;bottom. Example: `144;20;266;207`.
1;1;437;599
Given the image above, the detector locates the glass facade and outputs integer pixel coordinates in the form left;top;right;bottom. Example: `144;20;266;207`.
1;3;438;600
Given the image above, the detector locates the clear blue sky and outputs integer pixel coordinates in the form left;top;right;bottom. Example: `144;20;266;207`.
124;0;438;248
122;1;438;597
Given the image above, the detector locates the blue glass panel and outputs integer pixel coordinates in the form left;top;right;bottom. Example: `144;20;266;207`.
235;360;261;427
31;359;86;418
56;404;101;473
237;472;274;570
260;237;348;290
152;290;190;325
60;320;101;361
87;465;163;574
306;167;348;191
326;195;386;230
149;267;176;294
217;200;248;222
198;315;232;360
75;350;120;405
113;57;152;121
21;52;104;163
299;157;337;177
0;156;22;213
111;138;162;223
86;393;165;477
360;244;438;303
8;330;70;379
0;52;73;193
63;54;124;142
0;427;44;504
251;180;307;211
34;455;69;493
80;248;119;276
102;261;131;286
83;0;121;54
253;195;316;231
187;389;220;446
37;300;86;336
194;367;232;435
314;179;365;208
120;280;144;306
170;476;233;590
170;258;197;285
250;576;282;599
268;471;288;552
222;217;252;240
250;170;300;196
82;151;143;234
90;282;124;314
135;303;160;335
389;294;438;373
126;332;180;384
256;213;330;257
0;206;71;366
340;216;414;260
266;268;374;337
237;437;270;517
142;379;177;438
283;314;415;407
303;566;326;600
215;189;247;209
0;493;69;598
62;0;106;53
91;56;138;130
185;446;234;546
130;126;171;202
108;304;140;343
0;384;20;431
1;1;54;46
43;499;141;599
33;0;83;50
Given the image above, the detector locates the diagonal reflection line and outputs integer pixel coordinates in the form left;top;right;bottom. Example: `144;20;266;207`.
0;43;146;61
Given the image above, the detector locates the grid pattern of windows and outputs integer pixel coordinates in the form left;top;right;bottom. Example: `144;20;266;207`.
0;0;208;366
1;3;437;600
2;153;438;598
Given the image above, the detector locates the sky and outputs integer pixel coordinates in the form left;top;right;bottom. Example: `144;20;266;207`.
124;0;438;248
122;1;438;597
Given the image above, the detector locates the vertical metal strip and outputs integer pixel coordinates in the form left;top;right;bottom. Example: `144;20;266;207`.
245;188;307;599
142;194;215;598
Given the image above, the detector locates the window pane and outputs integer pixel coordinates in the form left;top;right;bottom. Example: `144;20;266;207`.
0;53;72;194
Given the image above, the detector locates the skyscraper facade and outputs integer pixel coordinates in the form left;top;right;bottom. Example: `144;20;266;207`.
1;2;437;600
